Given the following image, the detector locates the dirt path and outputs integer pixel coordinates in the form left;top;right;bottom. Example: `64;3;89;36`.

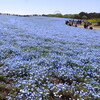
77;25;100;30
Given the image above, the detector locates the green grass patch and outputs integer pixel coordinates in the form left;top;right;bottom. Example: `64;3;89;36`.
86;19;100;23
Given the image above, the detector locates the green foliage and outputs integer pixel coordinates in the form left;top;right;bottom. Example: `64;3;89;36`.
43;12;100;19
73;14;80;19
82;15;88;19
79;12;88;17
86;19;100;23
63;14;80;19
46;13;63;17
55;13;63;17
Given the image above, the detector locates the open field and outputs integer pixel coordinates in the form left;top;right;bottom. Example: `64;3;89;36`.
0;15;100;100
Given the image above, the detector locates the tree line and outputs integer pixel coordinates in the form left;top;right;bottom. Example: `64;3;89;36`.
42;12;100;19
0;12;100;19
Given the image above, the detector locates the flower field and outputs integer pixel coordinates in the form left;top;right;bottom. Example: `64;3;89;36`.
0;15;100;100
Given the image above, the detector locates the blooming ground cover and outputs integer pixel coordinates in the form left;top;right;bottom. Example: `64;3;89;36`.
0;15;100;100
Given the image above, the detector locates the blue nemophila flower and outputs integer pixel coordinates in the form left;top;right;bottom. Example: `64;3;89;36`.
0;15;100;99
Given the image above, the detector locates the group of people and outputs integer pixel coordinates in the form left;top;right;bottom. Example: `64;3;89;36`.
65;20;82;27
65;20;93;30
83;22;93;29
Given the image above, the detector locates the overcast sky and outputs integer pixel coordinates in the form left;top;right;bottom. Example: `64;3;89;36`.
0;0;100;15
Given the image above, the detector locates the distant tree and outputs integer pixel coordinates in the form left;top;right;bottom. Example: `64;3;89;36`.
79;12;88;18
97;13;100;18
88;12;96;19
44;12;100;19
82;15;88;19
55;13;63;17
63;14;69;18
42;14;47;16
73;14;80;19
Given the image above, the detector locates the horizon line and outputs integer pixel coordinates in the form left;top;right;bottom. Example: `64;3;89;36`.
0;11;100;16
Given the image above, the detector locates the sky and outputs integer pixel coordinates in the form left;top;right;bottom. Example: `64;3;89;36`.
0;0;100;15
